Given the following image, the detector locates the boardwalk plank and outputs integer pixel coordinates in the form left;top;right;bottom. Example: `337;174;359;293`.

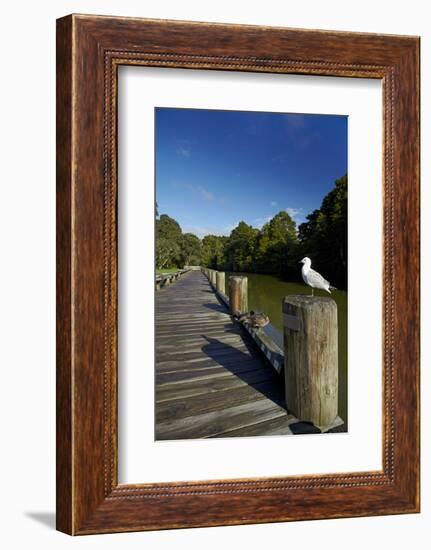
156;399;287;440
156;362;265;386
156;380;283;423
157;354;261;373
155;270;289;440
156;368;275;402
215;414;297;438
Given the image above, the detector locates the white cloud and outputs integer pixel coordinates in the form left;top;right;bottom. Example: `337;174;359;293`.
184;184;223;203
254;215;272;229
177;146;191;158
182;222;238;239
224;221;240;233
286;207;305;224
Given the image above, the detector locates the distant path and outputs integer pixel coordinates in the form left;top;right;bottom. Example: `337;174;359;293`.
155;270;296;439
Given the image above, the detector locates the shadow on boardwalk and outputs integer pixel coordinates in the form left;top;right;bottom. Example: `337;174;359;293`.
200;335;285;409
155;270;295;440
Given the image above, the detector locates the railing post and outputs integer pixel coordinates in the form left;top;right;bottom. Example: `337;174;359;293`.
229;276;248;316
211;270;217;288
216;271;225;294
282;295;338;428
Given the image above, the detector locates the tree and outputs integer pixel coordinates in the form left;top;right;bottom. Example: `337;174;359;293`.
180;233;202;266
224;222;259;272
298;174;347;288
155;214;182;269
156;237;180;270
156;214;182;241
201;235;227;269
155;174;347;288
256;211;298;277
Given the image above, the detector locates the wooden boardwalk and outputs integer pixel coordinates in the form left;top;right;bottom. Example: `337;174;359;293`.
155;270;296;440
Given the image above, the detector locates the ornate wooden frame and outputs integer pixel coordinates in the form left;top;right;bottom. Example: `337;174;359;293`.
56;14;420;534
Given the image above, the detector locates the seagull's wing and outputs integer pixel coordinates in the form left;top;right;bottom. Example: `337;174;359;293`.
308;268;330;287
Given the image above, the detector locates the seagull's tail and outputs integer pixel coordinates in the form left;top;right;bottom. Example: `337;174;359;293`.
328;285;337;293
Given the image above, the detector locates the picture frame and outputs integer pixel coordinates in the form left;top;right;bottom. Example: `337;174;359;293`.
56;14;420;535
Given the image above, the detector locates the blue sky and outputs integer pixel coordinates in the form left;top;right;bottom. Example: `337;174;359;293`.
155;108;347;238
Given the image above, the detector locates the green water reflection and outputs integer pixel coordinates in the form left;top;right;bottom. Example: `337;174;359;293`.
225;272;348;425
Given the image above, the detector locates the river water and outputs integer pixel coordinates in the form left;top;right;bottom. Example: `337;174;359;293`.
224;272;348;426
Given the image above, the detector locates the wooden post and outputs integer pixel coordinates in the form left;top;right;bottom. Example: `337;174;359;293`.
283;295;338;428
156;280;161;291
216;271;225;294
229;276;248;315
211;270;217;287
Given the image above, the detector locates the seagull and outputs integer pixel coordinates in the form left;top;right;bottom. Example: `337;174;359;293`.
300;257;336;296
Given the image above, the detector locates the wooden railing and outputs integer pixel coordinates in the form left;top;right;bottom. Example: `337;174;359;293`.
155;268;189;291
201;267;284;373
201;266;341;431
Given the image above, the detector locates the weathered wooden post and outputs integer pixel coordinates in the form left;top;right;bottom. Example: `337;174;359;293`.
283;295;338;428
156;279;161;291
216;271;225;294
229;276;248;316
211;270;217;288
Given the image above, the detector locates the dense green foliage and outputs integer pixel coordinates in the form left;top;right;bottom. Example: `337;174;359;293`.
298;174;347;288
155;214;203;269
256;211;298;280
180;233;202;266
155;174;347;288
155;214;181;270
